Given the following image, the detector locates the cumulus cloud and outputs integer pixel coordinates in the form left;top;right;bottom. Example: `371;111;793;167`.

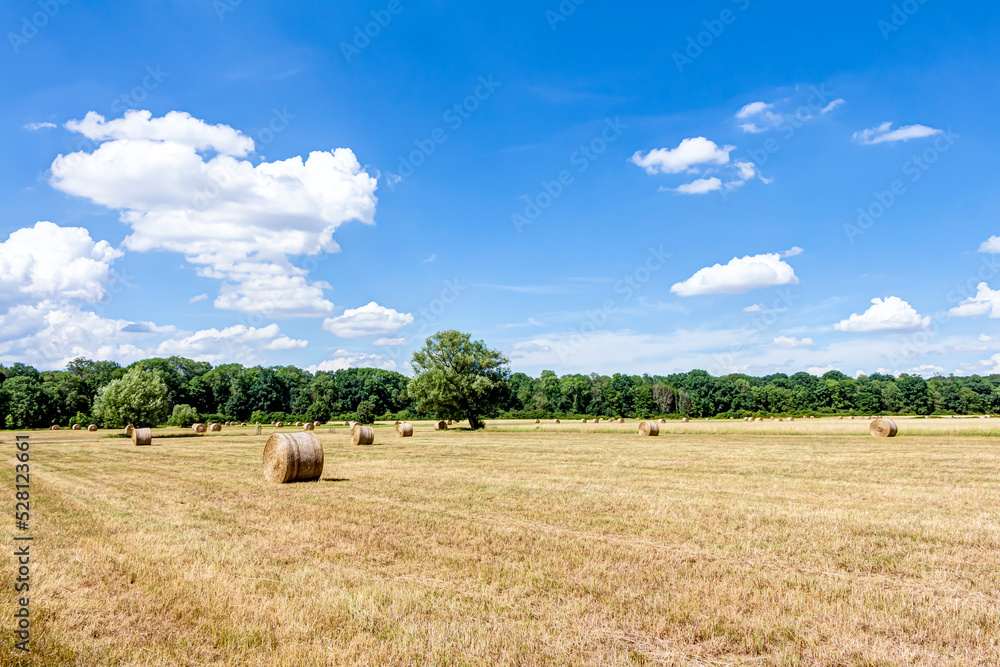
772;335;815;348
668;177;722;195
735;92;845;134
0;221;122;305
736;102;773;119
671;250;800;297
743;304;764;312
322;302;414;338
834;297;931;332
852;121;942;145
307;349;397;372
948;282;1000;319
154;323;307;361
50;110;378;318
373;337;408;346
631;137;734;175
977;236;1000;253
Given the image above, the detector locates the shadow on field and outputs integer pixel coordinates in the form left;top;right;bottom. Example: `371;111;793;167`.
321;478;350;483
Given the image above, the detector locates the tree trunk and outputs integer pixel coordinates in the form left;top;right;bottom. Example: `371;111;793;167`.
468;413;483;430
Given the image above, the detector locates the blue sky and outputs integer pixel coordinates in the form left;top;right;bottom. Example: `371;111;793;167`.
2;0;1000;377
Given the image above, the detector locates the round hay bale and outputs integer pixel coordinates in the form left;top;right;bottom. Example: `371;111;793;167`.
192;423;207;434
434;420;447;431
592;418;599;423
303;422;315;431
295;421;303;426
580;418;587;423
344;421;350;426
125;424;135;436
396;422;413;438
849;416;854;420
240;422;247;427
869;418;898;438
262;432;323;483
617;418;624;424
447;420;453;426
755;417;762;422
87;424;98;432
209;423;222;432
72;424;81;430
553;419;561;424
351;425;375;446
789;417;795;422
132;427;152;447
534;419;540;424
50;425;60;430
681;417;689;423
638;421;659;436
275;422;284;428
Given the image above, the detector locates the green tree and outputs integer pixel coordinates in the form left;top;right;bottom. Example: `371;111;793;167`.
354;400;375;424
2;376;50;428
92;368;170;428
408;330;511;430
167;404;200;427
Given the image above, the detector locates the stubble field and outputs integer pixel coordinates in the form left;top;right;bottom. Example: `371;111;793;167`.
2;418;998;665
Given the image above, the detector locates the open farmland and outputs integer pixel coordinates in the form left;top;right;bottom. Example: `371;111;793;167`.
2;419;999;665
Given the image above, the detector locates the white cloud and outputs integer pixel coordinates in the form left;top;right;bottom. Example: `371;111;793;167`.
822;99;845;114
948;282;1000;319
852;121;943;145
0;221;122;305
322;302;414;338
24;122;56;130
669;177;722;195
735;102;773;119
671;251;800;297
834;297;931;332
155;323;307;361
50;110;378;318
743;304;764;312
772;336;815;348
373;337;408;346
307;349;397;372
189;293;208;303
631;137;734;175
807;365;837;376
977;236;1000;253
980;334;993;342
423;254;436;264
65;110;254;156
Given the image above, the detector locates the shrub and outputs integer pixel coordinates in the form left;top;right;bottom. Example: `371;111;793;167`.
167;404;200;427
355;400;375;425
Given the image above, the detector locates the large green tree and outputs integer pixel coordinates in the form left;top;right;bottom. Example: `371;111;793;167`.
408;330;510;429
92;367;170;428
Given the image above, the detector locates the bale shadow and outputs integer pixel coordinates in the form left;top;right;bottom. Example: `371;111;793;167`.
321;478;350;482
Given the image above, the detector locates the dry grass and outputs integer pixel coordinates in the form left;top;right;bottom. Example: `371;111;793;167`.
1;420;999;665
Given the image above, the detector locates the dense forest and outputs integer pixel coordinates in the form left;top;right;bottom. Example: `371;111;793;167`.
2;356;998;429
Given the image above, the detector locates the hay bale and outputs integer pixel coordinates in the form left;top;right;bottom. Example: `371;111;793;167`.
396;422;413;438
788;417;795;422
580;418;587;423
592;418;599;423
125;424;134;436
344;421;350;426
617;418;624;424
394;420;401;425
869;418;898;438
275;422;284;428
303;422;315;431
50;425;60;430
755;417;762;422
262;432;323;483
295;421;303;426
534;419;540;424
434;421;447;431
87;424;98;432
638;421;659;436
553;419;561;424
72;424;81;430
132;427;152;446
209;423;222;432
241;422;247;427
447;420;453;425
681;417;689;423
351;424;375;446
192;423;207;434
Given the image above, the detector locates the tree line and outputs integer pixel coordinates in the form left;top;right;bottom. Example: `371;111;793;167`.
1;343;996;429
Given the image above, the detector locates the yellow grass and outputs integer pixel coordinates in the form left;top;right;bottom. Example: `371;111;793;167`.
2;420;998;665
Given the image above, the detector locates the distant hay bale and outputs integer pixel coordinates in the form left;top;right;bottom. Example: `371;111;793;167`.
534;419;540;423
88;424;98;432
681;417;689;423
192;423;207;434
50;425;60;430
580;418;587;423
789;417;795;422
592;418;599;423
396;422;413;438
209;423;222;432
344;421;350;426
275;422;284;428
295;421;303;426
638;421;659;436
132;427;152;447
240;422;247;427
303;422;315;431
754;417;762;422
262;432;323;483
849;416;854;420
659;418;666;424
351;425;375;446
553;419;560;424
617;418;624;424
869;418;898;438
434;420;447;431
447;420;453;426
394;420;401;425
72;424;81;430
